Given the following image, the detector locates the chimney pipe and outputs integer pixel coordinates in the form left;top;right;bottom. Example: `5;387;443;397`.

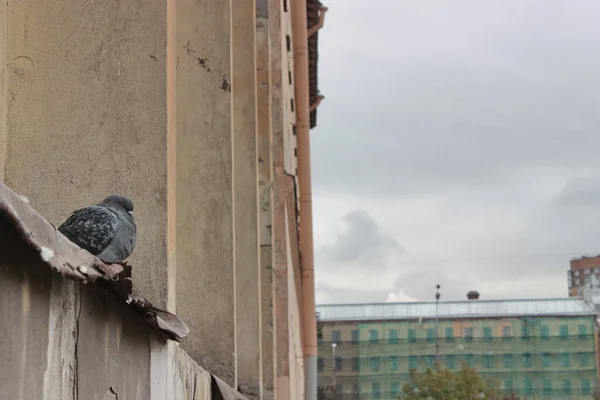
467;291;480;300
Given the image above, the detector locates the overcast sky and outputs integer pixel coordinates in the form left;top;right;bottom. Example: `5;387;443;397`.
312;0;600;304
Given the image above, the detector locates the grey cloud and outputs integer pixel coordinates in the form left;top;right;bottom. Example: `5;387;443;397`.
555;174;600;209
313;0;600;304
321;209;405;265
317;282;390;304
392;269;473;303
312;0;600;198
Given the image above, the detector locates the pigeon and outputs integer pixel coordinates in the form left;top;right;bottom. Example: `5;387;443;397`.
58;195;137;263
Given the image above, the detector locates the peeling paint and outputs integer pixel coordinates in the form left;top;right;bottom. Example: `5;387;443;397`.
40;246;54;262
42;277;76;400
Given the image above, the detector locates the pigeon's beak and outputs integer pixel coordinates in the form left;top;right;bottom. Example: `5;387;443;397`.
128;211;133;215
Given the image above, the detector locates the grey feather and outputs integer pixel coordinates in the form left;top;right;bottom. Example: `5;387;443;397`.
58;195;137;263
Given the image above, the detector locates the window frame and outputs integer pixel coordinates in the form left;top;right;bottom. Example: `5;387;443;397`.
351;329;359;344
542;353;551;367
501;326;512;339
582;378;591;395
388;328;399;344
445;327;454;342
483;327;492;342
463;327;474;342
408;328;417;343
559;324;569;339
331;330;341;344
335;357;343;372
541;325;550;340
426;328;436;342
389;356;398;371
369;329;379;344
578;324;588;340
370;357;380;372
483;355;493;369
447;355;456;370
352;357;360;371
408;355;418;370
372;382;381;399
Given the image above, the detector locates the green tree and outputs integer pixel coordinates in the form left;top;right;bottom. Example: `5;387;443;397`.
400;363;520;400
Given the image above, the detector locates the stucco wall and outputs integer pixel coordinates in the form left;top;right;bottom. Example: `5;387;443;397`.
2;0;171;309
0;0;309;396
232;0;261;395
175;0;236;386
257;0;275;398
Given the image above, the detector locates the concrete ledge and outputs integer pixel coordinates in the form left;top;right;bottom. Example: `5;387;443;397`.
0;181;246;400
0;179;189;341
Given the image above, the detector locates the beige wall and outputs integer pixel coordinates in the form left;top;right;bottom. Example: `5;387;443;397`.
2;0;173;309
232;0;261;395
175;0;236;385
1;0;308;397
256;0;275;398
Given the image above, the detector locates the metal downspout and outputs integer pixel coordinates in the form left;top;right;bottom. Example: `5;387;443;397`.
291;0;317;399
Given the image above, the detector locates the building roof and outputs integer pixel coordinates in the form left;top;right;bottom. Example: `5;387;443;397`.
307;0;322;129
316;298;595;322
0;180;189;341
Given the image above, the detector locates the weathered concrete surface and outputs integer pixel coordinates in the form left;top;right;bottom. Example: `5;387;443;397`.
231;0;260;395
272;123;292;400
269;0;291;398
151;340;212;400
0;221;153;400
77;284;152;399
0;221;232;400
43;275;77;400
0;220;53;400
176;0;235;385
0;218;227;400
3;0;171;308
257;0;275;398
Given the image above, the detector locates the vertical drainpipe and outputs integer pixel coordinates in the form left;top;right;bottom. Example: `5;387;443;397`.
291;0;317;399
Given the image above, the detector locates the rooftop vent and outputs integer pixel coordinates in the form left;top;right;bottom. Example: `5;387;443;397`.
467;290;480;300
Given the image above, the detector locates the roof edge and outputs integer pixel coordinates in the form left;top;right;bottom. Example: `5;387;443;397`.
317;297;582;308
0;180;189;341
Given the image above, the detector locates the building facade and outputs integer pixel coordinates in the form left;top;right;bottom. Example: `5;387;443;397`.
0;0;327;399
317;299;600;400
568;255;600;296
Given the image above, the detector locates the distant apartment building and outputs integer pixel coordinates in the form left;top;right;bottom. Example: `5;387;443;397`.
316;295;600;400
568;255;600;296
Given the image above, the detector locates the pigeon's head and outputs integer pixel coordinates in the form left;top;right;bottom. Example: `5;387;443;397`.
101;195;135;215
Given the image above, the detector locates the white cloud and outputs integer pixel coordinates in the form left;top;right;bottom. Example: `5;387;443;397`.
385;291;417;303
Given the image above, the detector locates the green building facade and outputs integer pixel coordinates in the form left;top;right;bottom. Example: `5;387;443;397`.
317;299;600;400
